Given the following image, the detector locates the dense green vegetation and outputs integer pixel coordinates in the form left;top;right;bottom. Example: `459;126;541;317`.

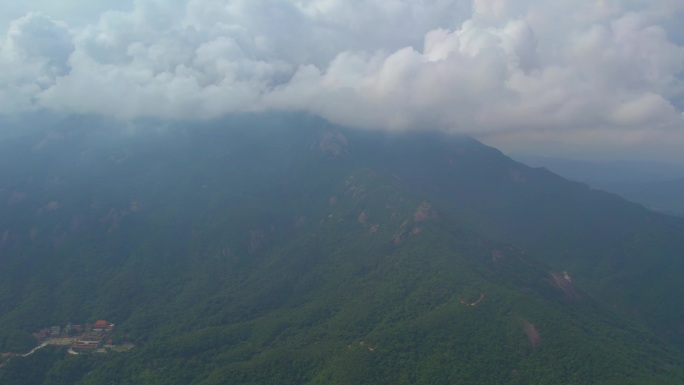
1;114;684;384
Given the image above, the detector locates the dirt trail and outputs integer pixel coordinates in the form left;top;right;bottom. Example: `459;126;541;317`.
524;321;542;348
550;272;580;300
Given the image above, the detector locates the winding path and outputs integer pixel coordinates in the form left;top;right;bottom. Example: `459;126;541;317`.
21;341;48;357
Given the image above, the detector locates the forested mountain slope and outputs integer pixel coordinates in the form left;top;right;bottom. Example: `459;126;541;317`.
1;114;683;384
346;130;684;347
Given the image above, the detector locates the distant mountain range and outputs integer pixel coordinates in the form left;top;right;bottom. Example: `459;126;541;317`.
607;178;684;216
514;155;684;216
1;114;684;384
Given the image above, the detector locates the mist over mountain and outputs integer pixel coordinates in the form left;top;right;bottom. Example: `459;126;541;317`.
1;114;684;384
2;0;684;382
2;0;684;162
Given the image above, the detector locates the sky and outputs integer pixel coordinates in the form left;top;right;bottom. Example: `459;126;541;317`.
1;0;683;162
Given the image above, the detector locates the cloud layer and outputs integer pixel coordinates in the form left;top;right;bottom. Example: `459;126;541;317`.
1;0;683;158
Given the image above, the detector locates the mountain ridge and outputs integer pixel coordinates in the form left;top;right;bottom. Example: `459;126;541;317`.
1;114;684;384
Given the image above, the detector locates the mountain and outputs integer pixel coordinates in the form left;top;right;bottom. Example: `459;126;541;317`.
1;114;684;384
600;178;684;217
511;155;684;186
513;155;684;216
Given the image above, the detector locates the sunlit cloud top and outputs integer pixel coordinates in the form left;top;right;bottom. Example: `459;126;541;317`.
1;0;683;160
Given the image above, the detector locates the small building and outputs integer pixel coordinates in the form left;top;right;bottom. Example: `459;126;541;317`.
73;340;99;352
33;328;49;341
50;326;61;337
92;320;112;332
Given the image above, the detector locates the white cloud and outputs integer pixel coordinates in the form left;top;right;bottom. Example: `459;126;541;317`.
0;0;683;160
0;13;74;113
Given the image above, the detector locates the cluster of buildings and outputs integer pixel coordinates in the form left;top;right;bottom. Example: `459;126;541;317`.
33;320;116;354
0;320;133;369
